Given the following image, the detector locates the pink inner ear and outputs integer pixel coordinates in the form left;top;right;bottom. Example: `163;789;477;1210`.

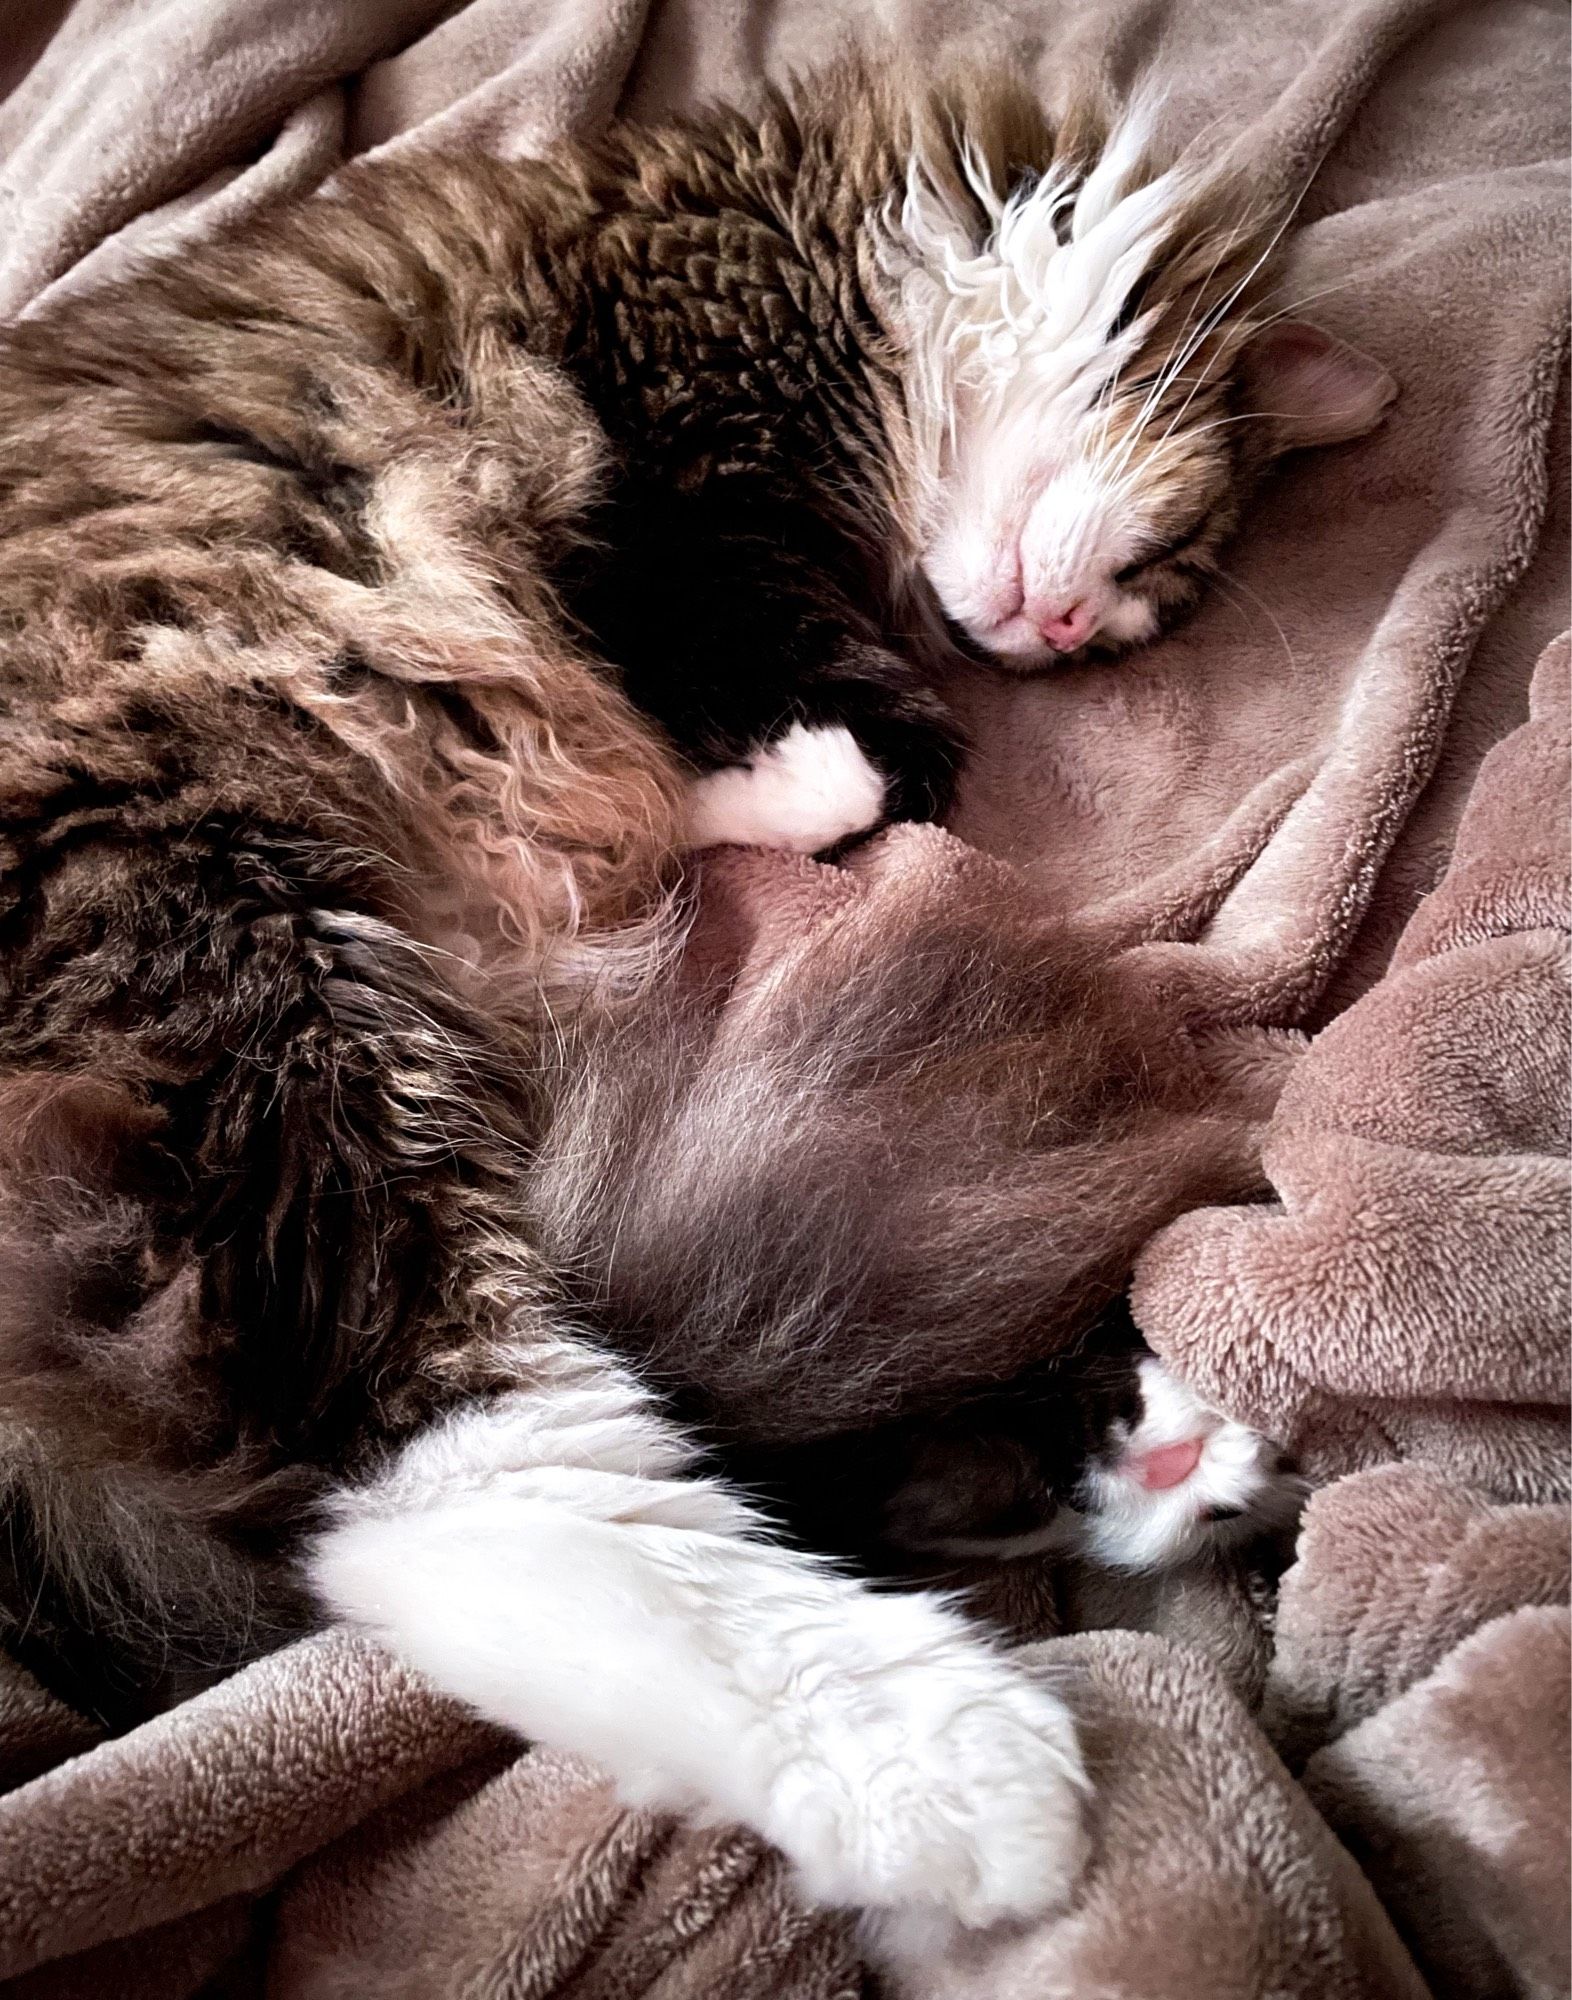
1248;320;1398;450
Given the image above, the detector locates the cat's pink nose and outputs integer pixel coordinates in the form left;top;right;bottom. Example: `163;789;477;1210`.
1036;600;1096;650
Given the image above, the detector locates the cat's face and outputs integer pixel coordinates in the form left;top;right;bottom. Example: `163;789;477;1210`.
895;137;1396;670
919;359;1237;668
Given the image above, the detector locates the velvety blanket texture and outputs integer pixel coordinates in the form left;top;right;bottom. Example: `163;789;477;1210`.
0;0;1567;1994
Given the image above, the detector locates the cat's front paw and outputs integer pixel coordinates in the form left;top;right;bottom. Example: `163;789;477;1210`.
756;1601;1089;1934
685;722;885;854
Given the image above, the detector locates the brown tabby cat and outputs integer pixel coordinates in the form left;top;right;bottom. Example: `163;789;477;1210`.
0;57;1391;1954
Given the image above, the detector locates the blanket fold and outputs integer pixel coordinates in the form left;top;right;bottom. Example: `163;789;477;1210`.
1133;632;1571;1493
1305;1606;1570;2000
0;1632;498;1983
0;0;1566;1992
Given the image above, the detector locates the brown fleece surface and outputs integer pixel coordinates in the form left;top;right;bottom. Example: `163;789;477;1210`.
1265;1463;1572;1765
0;0;1566;1995
1307;1607;1570;2000
1134;634;1571;1498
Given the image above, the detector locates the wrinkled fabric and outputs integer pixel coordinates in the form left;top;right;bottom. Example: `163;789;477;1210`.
0;0;1566;1993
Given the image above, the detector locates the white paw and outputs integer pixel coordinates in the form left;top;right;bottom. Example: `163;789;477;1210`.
1077;1356;1302;1570
751;1595;1089;1932
685;722;885;854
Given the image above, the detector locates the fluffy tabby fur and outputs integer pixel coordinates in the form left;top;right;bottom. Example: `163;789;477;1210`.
531;858;1264;1441
0;57;1386;1938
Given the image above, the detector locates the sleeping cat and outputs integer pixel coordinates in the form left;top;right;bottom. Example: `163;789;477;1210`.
0;59;1391;1952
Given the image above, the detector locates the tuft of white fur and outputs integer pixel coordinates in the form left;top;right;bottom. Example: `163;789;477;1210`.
685;723;886;854
890;106;1172;459
1075;1356;1301;1570
309;1351;1089;1935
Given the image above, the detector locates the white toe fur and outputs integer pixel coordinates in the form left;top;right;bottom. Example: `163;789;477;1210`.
1077;1356;1300;1570
311;1374;1088;1948
685;721;886;854
754;1592;1089;1928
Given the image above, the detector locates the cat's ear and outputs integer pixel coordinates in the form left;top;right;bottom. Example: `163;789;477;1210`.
1243;321;1397;452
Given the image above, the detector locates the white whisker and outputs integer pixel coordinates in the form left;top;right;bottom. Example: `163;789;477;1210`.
1091;205;1268;491
1205;564;1298;678
1143;164;1328;458
895;102;1329;668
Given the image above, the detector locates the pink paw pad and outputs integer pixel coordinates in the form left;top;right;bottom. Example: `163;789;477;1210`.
1131;1437;1204;1491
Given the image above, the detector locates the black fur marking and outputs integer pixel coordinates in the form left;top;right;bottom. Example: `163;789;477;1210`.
1108;272;1151;341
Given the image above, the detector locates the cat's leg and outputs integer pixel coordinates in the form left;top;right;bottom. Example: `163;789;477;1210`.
685;718;890;854
308;1335;1088;1931
797;650;967;829
585;507;963;853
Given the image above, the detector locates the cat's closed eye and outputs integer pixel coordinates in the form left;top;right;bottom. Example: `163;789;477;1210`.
1112;508;1216;584
905;142;1397;672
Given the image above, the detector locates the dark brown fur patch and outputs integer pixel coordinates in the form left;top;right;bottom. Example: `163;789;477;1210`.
529;851;1266;1444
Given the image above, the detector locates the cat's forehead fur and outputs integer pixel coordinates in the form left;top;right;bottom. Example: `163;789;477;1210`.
718;56;1297;644
875;76;1285;522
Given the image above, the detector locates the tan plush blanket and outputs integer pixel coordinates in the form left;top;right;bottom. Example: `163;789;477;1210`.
1;0;1567;1994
